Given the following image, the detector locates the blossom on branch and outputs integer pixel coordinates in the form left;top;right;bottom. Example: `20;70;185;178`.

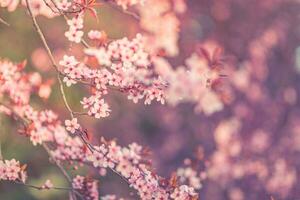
65;118;80;134
0;159;27;183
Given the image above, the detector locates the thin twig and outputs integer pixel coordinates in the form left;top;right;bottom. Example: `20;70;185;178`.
0;102;79;199
0;17;10;26
15;181;72;191
25;0;74;119
42;144;87;200
23;1;143;197
24;3;78;199
42;144;72;183
0;102;140;197
14;180;84;199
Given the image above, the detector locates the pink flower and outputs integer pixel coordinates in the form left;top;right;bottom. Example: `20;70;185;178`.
65;118;80;134
116;160;133;178
84;96;111;119
88;30;104;40
30;130;44;146
63;76;77;87
170;185;197;200
0;159;26;183
41;179;53;189
72;176;99;200
87;145;109;168
84;48;111;66
65;29;84;43
92;99;111;118
67;16;84;30
72;175;84;189
59;55;78;67
57;0;71;11
127;90;144;104
5;159;20;180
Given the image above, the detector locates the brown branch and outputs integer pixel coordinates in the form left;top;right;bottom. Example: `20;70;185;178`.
0;102;80;199
0;102;142;197
14;180;84;199
42;144;72;183
15;180;71;191
7;0;79;185
25;0;75;119
23;2;146;197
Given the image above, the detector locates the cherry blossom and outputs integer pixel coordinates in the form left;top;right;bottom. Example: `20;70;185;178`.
88;30;105;40
170;185;197;200
72;175;99;200
57;0;71;11
0;159;27;183
65;15;84;43
65;118;80;134
41;179;54;189
0;0;230;199
138;0;185;56
65;28;84;43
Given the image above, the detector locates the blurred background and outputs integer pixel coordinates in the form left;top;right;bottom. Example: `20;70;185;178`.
1;0;300;199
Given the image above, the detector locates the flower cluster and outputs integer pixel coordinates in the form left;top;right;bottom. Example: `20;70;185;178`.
72;175;99;200
0;159;27;183
65;14;84;43
0;59;201;199
56;0;71;11
65;118;80;134
177;167;204;190
85;141;199;199
208;116;298;199
0;60;51;105
59;34;166;119
0;0;229;198
1;0;146;18
50;130;86;162
153;52;223;115
2;0;300;199
138;0;186;57
170;185;197;200
88;30;106;41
